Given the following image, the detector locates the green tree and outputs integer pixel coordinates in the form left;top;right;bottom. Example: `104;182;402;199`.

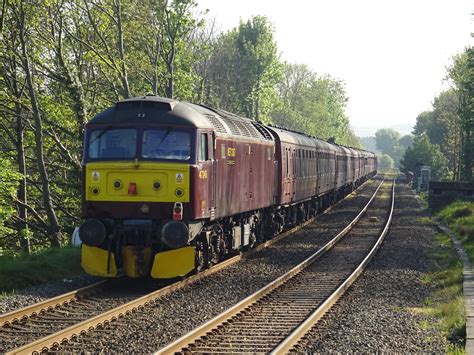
0;157;20;240
412;111;445;145
202;16;281;122
235;16;281;120
411;90;464;181
377;154;394;172
398;134;414;150
448;47;474;181
270;63;358;146
375;128;401;156
400;134;449;181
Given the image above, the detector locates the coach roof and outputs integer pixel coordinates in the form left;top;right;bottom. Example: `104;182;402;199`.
267;126;337;152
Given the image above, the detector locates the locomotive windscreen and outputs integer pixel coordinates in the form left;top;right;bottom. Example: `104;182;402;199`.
87;127;191;161
142;129;191;160
88;128;137;159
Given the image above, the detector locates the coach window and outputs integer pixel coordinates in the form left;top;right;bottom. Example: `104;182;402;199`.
198;133;208;161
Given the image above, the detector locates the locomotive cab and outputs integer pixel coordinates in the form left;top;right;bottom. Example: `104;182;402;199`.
79;97;214;278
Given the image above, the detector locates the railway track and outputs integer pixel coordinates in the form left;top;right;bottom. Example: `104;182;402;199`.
1;179;376;354
157;178;395;354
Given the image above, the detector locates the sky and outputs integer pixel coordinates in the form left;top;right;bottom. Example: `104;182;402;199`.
196;0;473;137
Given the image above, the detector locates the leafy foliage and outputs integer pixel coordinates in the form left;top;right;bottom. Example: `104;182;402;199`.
448;47;474;181
375;128;401;156
0;157;20;238
270;63;359;146
400;135;449;180
0;2;363;253
373;128;412;167
376;154;394;171
406;46;473;182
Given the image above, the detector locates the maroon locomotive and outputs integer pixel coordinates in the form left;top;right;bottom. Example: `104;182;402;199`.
79;95;377;278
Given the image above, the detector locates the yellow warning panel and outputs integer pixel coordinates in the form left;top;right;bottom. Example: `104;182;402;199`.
81;245;117;277
150;246;195;279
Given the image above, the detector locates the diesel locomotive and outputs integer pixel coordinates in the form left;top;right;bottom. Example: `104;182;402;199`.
79;95;377;278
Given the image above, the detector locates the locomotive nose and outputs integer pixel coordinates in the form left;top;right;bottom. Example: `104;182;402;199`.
79;219;106;247
161;221;189;249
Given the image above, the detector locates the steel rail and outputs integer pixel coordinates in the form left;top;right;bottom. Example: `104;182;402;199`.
155;178;386;354
271;179;395;354
5;254;242;355
4;178;375;355
0;279;113;327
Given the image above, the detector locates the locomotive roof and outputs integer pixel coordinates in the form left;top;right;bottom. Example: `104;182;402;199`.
86;96;214;129
87;96;274;142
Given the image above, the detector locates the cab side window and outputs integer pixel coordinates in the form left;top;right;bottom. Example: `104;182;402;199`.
208;133;215;160
198;133;208;161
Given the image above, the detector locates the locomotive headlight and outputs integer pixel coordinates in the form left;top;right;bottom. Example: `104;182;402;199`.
91;187;100;195
141;204;150;214
113;180;122;189
153;181;161;190
175;188;184;197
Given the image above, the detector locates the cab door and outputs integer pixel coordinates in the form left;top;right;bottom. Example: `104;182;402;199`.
197;132;211;219
208;132;216;219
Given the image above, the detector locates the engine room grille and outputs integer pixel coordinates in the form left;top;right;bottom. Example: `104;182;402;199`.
205;114;228;134
202;106;274;141
220;116;263;139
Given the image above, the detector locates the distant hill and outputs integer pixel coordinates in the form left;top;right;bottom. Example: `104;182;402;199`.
359;136;378;153
353;123;414;137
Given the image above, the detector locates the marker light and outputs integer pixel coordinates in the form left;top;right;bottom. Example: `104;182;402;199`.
128;182;137;195
173;202;183;221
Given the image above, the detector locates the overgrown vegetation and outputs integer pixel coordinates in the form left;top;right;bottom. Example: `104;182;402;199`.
0;247;83;295
418;200;474;354
421;232;465;353
437;202;474;263
0;0;360;254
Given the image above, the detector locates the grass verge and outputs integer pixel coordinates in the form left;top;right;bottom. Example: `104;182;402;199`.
437;201;474;264
425;232;465;353
0;247;84;295
420;200;474;354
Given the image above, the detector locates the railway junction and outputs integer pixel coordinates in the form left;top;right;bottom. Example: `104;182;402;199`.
0;176;464;353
